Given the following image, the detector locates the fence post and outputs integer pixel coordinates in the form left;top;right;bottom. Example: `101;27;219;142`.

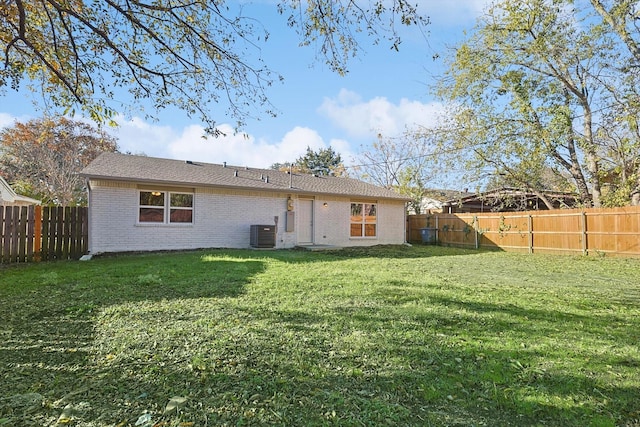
528;214;533;254
581;211;588;255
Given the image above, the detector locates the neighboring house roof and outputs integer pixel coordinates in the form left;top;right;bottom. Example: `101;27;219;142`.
441;187;580;212
81;152;410;201
423;189;472;202
0;176;41;206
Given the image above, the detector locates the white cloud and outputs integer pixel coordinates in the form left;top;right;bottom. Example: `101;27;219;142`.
0;112;34;129
110;119;349;168
0;113;16;129
318;89;446;138
107;116;177;156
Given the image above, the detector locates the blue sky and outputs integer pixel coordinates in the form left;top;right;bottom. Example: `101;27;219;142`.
0;0;490;183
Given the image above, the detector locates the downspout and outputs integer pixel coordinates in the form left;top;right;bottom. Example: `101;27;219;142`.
404;201;408;243
86;178;92;254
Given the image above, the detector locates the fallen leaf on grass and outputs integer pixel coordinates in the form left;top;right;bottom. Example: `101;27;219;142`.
134;413;152;426
163;396;188;414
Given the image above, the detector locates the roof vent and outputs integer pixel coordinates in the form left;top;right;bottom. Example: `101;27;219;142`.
234;170;238;177
223;161;227;168
185;160;193;165
265;176;269;183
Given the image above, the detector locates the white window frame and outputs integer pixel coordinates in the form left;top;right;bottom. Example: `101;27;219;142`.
138;190;194;225
350;201;377;238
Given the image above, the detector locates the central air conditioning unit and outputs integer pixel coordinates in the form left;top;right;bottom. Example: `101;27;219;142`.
250;225;276;248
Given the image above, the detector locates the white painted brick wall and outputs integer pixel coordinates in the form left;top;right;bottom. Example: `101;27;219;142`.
88;180;406;253
312;198;406;247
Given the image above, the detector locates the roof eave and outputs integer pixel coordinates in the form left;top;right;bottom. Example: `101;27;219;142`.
82;174;409;201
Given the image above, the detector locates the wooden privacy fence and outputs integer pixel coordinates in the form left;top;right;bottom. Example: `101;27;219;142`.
407;206;640;257
0;205;88;264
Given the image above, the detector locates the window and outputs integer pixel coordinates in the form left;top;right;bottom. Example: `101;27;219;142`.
169;193;193;223
139;190;193;224
350;202;376;237
139;191;165;223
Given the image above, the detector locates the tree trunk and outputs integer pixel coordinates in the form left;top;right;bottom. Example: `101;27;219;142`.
532;190;555;210
581;103;602;207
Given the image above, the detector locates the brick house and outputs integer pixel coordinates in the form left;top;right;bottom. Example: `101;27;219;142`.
80;152;409;254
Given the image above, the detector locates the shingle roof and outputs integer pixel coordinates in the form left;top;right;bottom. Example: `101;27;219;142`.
81;152;409;201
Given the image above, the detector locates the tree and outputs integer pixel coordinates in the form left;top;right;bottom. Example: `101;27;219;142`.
269;162;291;171
272;146;345;176
0;116;118;205
432;0;639;207
588;0;640;63
596;100;640;206
354;132;438;213
0;1;427;133
296;146;345;176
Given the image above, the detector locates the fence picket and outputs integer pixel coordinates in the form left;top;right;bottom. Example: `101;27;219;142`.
55;207;63;260
48;207;57;259
41;207;50;261
69;207;77;257
10;207;19;263
17;206;27;262
27;206;35;262
1;207;10;263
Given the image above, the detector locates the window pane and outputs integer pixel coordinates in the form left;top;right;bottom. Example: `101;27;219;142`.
139;208;164;222
171;193;193;208
365;203;377;222
350;203;363;222
170;209;193;223
140;191;164;206
350;223;363;237
365;224;377;237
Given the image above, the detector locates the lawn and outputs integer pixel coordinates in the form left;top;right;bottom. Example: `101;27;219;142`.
1;245;639;426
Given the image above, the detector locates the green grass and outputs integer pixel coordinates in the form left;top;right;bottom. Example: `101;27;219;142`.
1;246;639;426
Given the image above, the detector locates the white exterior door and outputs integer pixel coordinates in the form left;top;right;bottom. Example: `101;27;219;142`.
298;199;314;244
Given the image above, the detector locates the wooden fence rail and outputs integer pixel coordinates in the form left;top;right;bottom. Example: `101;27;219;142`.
407;206;640;257
0;205;88;264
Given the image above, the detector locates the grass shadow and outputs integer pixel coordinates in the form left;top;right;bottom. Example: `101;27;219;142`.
0;252;265;425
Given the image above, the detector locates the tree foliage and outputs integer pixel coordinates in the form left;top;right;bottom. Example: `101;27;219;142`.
0;1;427;133
271;146;345;176
355;133;438;213
432;0;640;207
588;0;640;63
296;146;345;176
0;116;118;205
